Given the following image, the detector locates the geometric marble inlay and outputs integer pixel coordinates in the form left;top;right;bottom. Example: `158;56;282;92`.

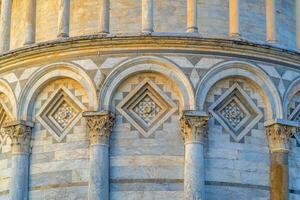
288;102;300;146
117;78;177;137
36;87;86;142
209;83;263;142
0;100;12;147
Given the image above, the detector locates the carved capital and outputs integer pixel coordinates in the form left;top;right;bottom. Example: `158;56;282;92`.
3;120;33;154
83;111;115;145
265;123;295;153
180;111;209;143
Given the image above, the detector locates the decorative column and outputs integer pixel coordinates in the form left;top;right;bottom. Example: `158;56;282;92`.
296;0;300;50
266;0;277;43
57;0;70;38
24;0;36;45
83;111;115;200
229;0;240;37
265;121;295;200
186;0;198;33
142;0;154;33
180;111;209;200
3;120;33;200
99;0;110;34
0;0;12;53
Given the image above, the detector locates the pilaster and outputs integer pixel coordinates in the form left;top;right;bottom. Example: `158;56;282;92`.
0;0;12;53
186;0;198;33
142;0;154;33
57;0;70;38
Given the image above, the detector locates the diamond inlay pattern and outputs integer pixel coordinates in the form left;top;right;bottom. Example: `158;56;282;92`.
36;87;86;142
53;101;76;129
133;95;161;124
221;99;246;129
117;78;177;137
209;83;263;142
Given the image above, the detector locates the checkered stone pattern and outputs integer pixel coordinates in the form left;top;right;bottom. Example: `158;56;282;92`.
204;78;269;199
110;72;184;200
29;78;90;200
0;92;13;199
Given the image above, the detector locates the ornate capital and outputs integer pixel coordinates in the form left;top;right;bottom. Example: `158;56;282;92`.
83;111;115;145
180;111;209;143
265;123;295;153
3;120;33;154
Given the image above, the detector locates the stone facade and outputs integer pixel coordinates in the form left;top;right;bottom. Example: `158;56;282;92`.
0;0;300;200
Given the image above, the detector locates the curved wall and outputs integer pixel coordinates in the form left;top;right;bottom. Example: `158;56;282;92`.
0;0;299;51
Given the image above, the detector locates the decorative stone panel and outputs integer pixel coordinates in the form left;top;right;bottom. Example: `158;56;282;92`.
209;83;263;142
36;87;86;142
0;93;13;148
288;91;300;146
117;78;177;137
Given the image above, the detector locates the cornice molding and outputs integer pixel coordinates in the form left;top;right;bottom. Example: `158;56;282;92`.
0;34;300;72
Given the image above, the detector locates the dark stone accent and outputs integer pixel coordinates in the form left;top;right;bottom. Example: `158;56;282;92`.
270;151;289;200
205;181;269;191
110;179;184;184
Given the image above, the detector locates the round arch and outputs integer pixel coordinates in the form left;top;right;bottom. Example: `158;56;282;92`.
196;60;282;120
18;62;98;121
98;56;195;111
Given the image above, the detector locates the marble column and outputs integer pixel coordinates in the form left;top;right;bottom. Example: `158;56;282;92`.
99;0;110;34
0;0;12;53
3;120;33;200
24;0;36;45
142;0;154;33
186;0;198;33
180;111;209;200
83;111;115;200
265;122;294;200
229;0;240;37
57;0;70;38
266;0;277;43
296;0;300;50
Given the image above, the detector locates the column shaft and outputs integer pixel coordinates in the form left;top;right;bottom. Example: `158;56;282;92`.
296;0;300;50
181;112;209;200
142;0;154;33
99;0;110;33
265;122;294;200
89;144;109;200
184;142;205;199
57;0;70;38
10;154;30;200
24;0;36;45
3;121;33;200
270;151;289;200
266;0;276;43
186;0;198;33
0;0;12;53
83;111;114;200
229;0;240;37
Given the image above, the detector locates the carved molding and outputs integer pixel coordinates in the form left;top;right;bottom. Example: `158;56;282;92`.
83;111;115;145
2;121;33;154
180;112;209;143
265;123;295;152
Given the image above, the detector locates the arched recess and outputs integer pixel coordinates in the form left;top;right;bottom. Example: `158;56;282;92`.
99;56;195;111
18;62;98;121
283;77;300;119
0;78;17;118
196;60;282;120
